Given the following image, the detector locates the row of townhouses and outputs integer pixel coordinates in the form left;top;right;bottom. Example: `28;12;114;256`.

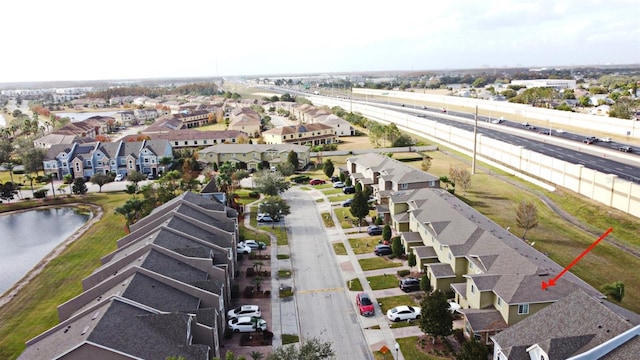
19;192;240;359
197;143;311;171
34;116;112;149
43;139;173;180
345;153;639;359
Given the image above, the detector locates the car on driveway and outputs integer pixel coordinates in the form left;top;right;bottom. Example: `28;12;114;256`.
399;277;421;292
333;181;346;188
367;225;383;236
386;305;421;322
257;213;277;222
228;316;267;332
114;174;124;182
237;243;252;254
356;292;375;316
227;305;261;319
309;179;326;185
242;240;267;250
330;176;340;182
342;198;353;207
619;146;633;152
374;244;392;256
343;186;355;194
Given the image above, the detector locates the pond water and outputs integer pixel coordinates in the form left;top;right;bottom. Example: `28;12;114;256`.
0;207;91;295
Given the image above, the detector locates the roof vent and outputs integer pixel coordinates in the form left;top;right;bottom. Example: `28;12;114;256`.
92;311;100;320
538;271;549;276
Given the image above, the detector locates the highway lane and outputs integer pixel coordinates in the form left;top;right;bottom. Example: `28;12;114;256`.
282;187;372;359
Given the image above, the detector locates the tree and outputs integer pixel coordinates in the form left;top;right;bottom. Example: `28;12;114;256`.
456;339;489;360
419;289;454;344
420;274;431;293
90;173;111;193
287;150;299;170
2;162;15;183
349;189;369;231
253;171;290;196
278;162;295;177
0;139;12;164
382;224;392;242
266;337;334;360
391;236;403;257
408;252;417;273
260;195;291;228
323;158;334;178
23;173;36;197
127;171;146;191
72;178;88;195
249;351;264;360
392;134;415;147
421;156;432;172
449;165;471;195
0;182;18;203
115;198;146;227
46;173;56;198
602;281;625;302
515;200;539;239
21;147;46;175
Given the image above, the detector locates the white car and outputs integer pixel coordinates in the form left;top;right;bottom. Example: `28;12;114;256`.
114;174;124;182
228;316;267;332
227;305;261;319
386;305;421;322
242;240;266;250
237;243;252;254
600;137;612;143
333;181;346;188
257;213;277;222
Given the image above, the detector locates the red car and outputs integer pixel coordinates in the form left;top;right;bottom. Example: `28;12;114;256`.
309;179;326;185
356;292;375;316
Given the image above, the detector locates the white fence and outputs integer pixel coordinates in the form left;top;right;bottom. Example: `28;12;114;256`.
312;95;640;218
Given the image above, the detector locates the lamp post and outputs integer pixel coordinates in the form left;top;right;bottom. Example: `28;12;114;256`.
395;342;400;359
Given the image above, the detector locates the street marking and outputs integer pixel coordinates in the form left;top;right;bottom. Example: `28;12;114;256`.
297;287;344;295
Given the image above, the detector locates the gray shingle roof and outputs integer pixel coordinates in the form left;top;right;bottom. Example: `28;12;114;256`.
460;308;508;333
121;272;200;312
428;263;457;278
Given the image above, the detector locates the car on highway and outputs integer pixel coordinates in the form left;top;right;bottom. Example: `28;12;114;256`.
399;277;421;292
583;138;595;144
386;305;421;322
600;137;612;143
309;179;326;185
333;181;346;188
619;146;633;152
114;174;124;182
228;316;267;332
374;244;392;256
538;130;550;135
367;225;383;236
237;242;252;254
343;186;356;194
356;292;375;316
342;198;353;207
241;240;267;250
227;305;261;319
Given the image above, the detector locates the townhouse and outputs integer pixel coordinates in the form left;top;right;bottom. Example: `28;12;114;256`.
197;143;310;171
122;129;249;149
228;107;262;137
387;187;603;344
262;123;336;146
43;139;173;179
19;192;240;359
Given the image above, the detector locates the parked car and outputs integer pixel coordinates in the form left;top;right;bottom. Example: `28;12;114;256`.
342;198;353;207
237;243;252;254
228;316;267;332
227;305;261;319
242;240;267;250
333;181;346;188
257;213;278;222
146;173;155;180
309;179;326;185
399;278;421;292
374;244;392;256
386;305;421;322
367;225;383;236
343;186;355;194
330;176;340;182
114;174;124;182
619;146;633;152
356;292;375;317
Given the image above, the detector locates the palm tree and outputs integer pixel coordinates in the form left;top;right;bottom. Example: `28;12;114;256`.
3;162;15;183
249;351;264;360
23;173;36;197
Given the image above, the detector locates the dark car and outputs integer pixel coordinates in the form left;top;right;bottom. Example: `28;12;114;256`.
399;278;421;293
367;225;383;236
619;146;633;152
374;244;392;256
356;292;375;316
342;198;353;207
343;186;355;194
330;176;340;182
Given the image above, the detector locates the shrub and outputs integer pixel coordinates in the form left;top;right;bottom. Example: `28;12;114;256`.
374;216;384;225
249;191;260;198
397;269;410;277
33;189;48;199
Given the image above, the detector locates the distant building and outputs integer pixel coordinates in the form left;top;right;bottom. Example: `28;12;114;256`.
262;123;335;145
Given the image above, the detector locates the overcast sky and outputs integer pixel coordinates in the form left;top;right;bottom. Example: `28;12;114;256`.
2;0;638;83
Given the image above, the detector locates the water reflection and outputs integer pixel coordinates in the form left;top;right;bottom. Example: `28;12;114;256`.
0;207;90;295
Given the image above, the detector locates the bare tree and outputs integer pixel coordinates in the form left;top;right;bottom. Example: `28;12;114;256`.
516;201;538;239
448;165;471;195
421;156;432;172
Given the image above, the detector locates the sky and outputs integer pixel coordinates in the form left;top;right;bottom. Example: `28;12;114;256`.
1;0;639;83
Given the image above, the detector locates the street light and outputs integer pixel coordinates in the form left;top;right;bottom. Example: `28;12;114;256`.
395;342;400;359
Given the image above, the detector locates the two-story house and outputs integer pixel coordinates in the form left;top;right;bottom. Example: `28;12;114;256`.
228;107;261;137
197;143;310;171
262;123;336;146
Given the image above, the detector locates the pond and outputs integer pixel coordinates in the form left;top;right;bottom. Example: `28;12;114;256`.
0;207;91;295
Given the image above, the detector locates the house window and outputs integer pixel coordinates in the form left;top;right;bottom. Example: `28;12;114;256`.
75;164;80;172
144;158;149;163
448;253;452;260
203;140;207;144
174;141;179;146
400;183;408;189
518;304;529;315
497;297;502;308
471;285;475;294
151;159;155;164
194;141;198;145
184;141;188;145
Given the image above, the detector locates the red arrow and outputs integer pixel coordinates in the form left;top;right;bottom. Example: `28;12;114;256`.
542;227;613;290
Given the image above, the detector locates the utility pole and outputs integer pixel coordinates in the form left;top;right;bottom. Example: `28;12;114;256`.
472;105;478;175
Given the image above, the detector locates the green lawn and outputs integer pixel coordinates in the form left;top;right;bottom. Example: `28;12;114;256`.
349;237;383;254
320;188;343;195
367;274;400;290
377;294;418;314
359;257;403;271
333;242;347;255
346;278;363;291
321;212;335;228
